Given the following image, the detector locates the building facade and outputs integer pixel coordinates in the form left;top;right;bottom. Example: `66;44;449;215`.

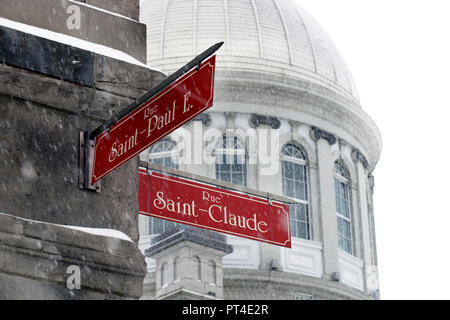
138;0;381;300
0;0;164;299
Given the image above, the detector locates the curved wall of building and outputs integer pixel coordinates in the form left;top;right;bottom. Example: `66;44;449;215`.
138;0;381;300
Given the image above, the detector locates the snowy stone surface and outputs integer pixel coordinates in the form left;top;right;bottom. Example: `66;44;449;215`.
0;212;132;242
61;225;133;242
0;211;146;299
0;17;149;69
68;0;135;22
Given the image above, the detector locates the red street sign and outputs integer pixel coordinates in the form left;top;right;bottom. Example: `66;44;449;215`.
138;168;292;248
90;55;216;184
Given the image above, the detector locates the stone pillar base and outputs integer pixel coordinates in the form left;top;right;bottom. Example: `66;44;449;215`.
0;213;147;299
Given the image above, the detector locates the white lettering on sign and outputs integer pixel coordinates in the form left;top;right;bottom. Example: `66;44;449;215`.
153;191;198;217
202;191;221;204
147;101;176;137
152;190;269;234
182;91;192;113
208;205;268;233
109;129;139;162
144;105;159;119
107;91;194;164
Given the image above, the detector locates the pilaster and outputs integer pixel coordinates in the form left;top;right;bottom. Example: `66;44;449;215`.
310;128;338;279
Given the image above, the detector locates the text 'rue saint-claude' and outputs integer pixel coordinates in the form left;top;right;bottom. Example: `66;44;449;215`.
153;189;269;233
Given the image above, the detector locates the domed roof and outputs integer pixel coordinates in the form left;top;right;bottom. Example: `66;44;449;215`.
140;0;359;102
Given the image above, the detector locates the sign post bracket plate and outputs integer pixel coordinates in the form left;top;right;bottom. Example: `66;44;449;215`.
79;131;101;193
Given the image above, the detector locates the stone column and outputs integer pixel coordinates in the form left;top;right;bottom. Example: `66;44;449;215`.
310;128;338;279
250;115;282;271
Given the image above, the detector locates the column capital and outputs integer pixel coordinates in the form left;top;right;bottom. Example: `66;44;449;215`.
351;148;369;169
310;127;337;145
249;114;281;129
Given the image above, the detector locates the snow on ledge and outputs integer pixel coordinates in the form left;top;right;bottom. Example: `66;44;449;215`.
0;17;149;69
0;212;133;242
61;225;133;242
68;0;135;22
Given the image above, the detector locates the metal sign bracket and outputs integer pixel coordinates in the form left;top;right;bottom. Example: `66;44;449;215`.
79;131;101;193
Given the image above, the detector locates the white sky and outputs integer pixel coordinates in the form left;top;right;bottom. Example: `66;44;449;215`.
297;0;450;299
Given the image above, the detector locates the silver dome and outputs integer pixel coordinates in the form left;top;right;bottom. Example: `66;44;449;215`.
141;0;359;102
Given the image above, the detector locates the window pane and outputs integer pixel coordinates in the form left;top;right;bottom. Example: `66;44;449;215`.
282;152;310;240
290;214;297;238
236;153;246;165
284;161;293;178
232;173;243;185
148;139;178;170
296;181;306;200
335;179;341;213
298;222;308;239
335;162;354;255
284;178;295;198
344;220;352;239
218;171;230;183
282;144;305;160
297;204;308;222
215;136;247;186
231;163;243;173
294;164;303;181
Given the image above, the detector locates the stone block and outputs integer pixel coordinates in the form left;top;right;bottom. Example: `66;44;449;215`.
0;91;140;241
95;55;166;99
0;63;95;115
83;0;140;20
0;213;147;299
0;0;146;62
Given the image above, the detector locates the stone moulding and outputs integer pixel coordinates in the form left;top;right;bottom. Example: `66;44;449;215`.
0;0;146;62
213;72;382;171
145;225;233;258
0;25;95;87
249;114;281;129
351;148;369;169
0;212;147;299
310;127;337;145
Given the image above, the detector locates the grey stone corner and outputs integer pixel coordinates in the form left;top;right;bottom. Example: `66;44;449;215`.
0;212;147;299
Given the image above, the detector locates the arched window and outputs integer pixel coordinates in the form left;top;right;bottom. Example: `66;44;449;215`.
334;161;354;255
215;135;247;186
147;139;179;235
173;257;180;281
148;139;179;169
193;256;201;280
281;144;311;240
161;262;168;287
208;260;217;284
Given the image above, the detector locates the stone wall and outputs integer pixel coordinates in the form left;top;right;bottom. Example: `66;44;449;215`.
0;212;146;299
0;0;167;299
0;26;165;242
74;0;140;20
1;0;146;62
